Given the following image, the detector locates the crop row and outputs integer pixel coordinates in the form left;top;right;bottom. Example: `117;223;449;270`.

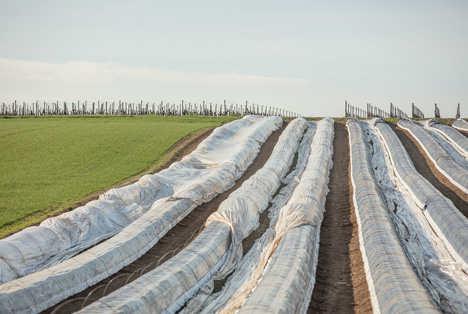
1;116;468;313
0;116;282;313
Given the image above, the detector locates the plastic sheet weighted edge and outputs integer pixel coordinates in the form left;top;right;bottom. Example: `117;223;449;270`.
398;118;468;194
452;119;468;132
0;115;281;284
347;118;437;314
76;118;309;314
427;119;468;157
373;119;468;273
0;116;283;314
236;117;334;314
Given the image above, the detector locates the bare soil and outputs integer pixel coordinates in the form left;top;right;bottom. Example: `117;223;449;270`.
390;123;468;218
45;124;286;314
309;122;372;313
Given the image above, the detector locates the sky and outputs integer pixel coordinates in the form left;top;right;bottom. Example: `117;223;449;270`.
0;0;467;117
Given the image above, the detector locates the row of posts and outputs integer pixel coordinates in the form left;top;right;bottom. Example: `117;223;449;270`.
345;101;400;119
411;103;425;119
345;101;462;119
0;100;300;118
433;103;462;119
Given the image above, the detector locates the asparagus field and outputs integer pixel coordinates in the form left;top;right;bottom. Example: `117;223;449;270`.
0;116;468;313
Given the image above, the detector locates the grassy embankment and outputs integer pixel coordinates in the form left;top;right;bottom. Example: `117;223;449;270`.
0;115;239;237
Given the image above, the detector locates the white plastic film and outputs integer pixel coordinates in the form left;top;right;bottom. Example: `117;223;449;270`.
76;118;309;314
231;117;334;314
366;120;468;313
373;119;468;272
348;118;437;314
426;119;468;159
0;116;282;314
398;118;468;194
452;119;468;132
198;122;317;314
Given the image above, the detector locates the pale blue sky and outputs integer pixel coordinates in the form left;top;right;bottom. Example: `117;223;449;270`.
1;0;467;117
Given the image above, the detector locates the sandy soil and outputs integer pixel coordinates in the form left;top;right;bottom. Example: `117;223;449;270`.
390;123;468;218
44;124;286;314
308;122;372;313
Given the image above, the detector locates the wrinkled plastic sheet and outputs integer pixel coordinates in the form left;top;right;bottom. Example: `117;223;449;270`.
348;118;437;313
426;119;468;158
232;118;334;314
453;119;468;132
0;116;283;314
76;221;231;314
373;119;468;271
0;116;282;285
198;122;317;314
366;120;468;313
0;115;281;285
398;118;468;194
238;225;318;314
76;118;309;314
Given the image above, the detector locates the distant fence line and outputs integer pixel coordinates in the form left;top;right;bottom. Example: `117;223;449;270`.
411;103;425;119
345;101;406;119
389;103;408;118
343;100;466;119
1;100;301;118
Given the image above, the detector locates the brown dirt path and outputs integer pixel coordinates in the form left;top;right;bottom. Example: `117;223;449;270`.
45;124;286;314
389;123;468;218
308;122;372;313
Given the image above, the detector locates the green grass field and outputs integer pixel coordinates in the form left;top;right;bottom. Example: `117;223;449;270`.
0;115;238;234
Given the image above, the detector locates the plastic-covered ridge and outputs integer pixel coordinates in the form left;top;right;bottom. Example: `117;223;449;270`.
453;119;468;132
348;118;437;314
197;123;317;314
372;118;468;271
77;118;309;314
238;225;317;314
235;117;334;314
0;116;282;284
0;116;282;314
398;118;468;194
427;119;468;157
76;221;231;314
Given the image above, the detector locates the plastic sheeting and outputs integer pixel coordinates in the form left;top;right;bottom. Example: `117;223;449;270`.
366;120;468;313
76;118;309;314
237;225;318;314
373;119;468;271
453;119;468;132
426;119;468;158
0;116;282;314
0;116;282;284
197;122;317;314
398;118;468;194
0;115;281;285
232;117;334;314
347;118;437;314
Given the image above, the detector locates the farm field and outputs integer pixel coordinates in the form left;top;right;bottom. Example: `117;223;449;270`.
0;115;238;236
1;115;468;314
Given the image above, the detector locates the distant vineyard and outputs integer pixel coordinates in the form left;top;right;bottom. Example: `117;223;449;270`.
1;100;300;117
